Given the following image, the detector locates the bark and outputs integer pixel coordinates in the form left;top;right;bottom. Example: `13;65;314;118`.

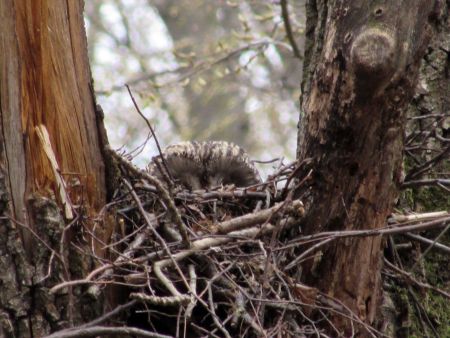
405;2;450;191
392;3;450;336
0;1;107;336
296;0;440;335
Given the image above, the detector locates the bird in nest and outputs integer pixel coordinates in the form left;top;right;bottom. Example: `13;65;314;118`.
147;141;261;190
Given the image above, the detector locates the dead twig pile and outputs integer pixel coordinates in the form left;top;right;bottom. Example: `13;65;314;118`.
49;151;324;337
46;149;449;338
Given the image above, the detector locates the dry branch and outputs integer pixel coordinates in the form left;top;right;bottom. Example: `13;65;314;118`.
46;146;449;337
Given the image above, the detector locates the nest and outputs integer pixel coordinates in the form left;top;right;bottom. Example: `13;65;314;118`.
83;149;326;337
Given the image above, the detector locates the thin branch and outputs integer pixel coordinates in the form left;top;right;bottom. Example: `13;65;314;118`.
280;0;302;59
108;149;190;246
43;326;171;338
208;284;232;338
125;84;174;184
75;300;137;329
214;200;303;234
405;232;450;254
284;237;335;271
130;292;190;306
291;216;450;243
411;222;450;269
384;259;450;300
402;178;450;188
123;179;191;295
185;264;197;318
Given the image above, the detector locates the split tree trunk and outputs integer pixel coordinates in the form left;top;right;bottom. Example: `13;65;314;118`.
0;1;107;336
296;0;439;335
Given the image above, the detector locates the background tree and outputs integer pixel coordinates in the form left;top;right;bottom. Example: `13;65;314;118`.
84;0;304;170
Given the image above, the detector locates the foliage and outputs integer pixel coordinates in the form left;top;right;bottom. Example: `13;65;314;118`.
85;0;304;172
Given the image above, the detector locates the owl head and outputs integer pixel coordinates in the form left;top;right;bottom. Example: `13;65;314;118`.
148;141;261;190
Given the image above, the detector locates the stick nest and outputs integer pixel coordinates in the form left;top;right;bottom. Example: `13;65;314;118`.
89;150;318;337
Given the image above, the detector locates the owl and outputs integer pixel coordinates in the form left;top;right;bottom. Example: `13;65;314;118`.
147;141;261;190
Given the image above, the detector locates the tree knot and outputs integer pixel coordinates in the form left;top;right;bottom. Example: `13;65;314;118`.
350;27;396;89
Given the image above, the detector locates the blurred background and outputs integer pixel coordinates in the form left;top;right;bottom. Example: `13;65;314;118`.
84;0;305;176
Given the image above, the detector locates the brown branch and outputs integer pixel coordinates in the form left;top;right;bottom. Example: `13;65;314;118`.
137;173;191;247
405;145;450;180
123;179;192;295
282;216;450;266
280;0;302;59
72;300;137;329
108;148;190;246
87;223;153;298
214;200;303;234
208;284;233;338
402;178;450;188
138;181;269;200
292;216;450;243
185;264;197;318
49;250;163;293
43;326;171;338
404;232;450;254
284;237;335;271
130;292;190;306
125;84;174;185
384;259;450;300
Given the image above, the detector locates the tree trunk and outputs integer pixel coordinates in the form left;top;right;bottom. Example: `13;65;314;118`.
296;0;439;335
0;1;107;336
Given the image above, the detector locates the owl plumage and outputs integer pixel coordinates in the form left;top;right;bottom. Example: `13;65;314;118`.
147;141;261;190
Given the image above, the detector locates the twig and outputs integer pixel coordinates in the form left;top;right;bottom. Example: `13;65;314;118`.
284;237;335;271
74;300;137;329
87;224;153;298
405;145;450;180
140;174;190;247
185;264;197;318
402;178;450;188
151;221;287;294
404;232;450;254
43;326;171;338
130;292;190;306
280;0;302;59
214;200;303;234
108;149;190;246
290;216;450;243
123;179;191;296
253;157;281;164
125;84;174;184
153;260;186;298
208;284;232;338
411;221;450;270
384;259;450;300
96;39;291;94
258;196;294;326
50;201;300;293
389;211;449;223
138;181;269;200
160;39;290;87
281;216;450;268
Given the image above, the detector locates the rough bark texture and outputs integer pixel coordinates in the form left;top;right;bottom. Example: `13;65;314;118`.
296;0;439;335
395;2;450;336
0;1;107;336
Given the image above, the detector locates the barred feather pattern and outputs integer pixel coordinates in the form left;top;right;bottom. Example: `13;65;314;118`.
147;141;261;190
